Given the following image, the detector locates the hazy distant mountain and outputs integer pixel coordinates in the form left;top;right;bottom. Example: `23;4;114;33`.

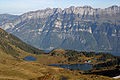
0;5;120;53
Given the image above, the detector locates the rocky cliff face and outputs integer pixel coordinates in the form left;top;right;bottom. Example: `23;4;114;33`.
0;5;120;53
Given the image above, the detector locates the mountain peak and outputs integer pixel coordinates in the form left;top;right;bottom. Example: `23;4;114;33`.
110;5;119;8
83;5;93;9
53;8;62;13
107;5;119;9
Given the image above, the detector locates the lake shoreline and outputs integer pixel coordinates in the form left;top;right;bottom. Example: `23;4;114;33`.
48;63;93;71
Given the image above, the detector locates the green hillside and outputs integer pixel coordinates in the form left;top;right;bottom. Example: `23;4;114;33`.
0;28;44;57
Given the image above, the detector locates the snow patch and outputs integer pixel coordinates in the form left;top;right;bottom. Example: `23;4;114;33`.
38;28;43;32
113;75;120;79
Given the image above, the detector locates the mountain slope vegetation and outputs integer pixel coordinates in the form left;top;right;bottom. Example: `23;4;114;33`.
0;28;44;57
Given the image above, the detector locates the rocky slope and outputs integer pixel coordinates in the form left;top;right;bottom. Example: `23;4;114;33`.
0;5;120;53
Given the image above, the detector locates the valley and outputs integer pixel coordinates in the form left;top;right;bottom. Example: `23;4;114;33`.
0;49;120;80
0;5;120;80
26;49;120;79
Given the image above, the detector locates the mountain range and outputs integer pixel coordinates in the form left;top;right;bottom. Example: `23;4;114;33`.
0;5;120;53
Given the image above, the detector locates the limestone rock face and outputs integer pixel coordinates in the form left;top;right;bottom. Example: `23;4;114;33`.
0;5;120;53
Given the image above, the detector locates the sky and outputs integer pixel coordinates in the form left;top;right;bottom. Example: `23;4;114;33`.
0;0;120;15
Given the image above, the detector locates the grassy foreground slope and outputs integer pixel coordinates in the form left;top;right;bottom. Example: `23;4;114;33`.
0;59;117;80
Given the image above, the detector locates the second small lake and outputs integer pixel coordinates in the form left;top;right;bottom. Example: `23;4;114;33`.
48;63;92;71
23;56;36;61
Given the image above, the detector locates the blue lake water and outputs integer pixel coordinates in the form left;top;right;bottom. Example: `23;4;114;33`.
48;63;93;71
96;52;120;56
23;56;36;61
106;52;120;56
61;77;67;80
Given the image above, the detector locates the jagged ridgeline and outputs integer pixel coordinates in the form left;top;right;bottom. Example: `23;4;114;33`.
0;28;44;56
0;5;120;53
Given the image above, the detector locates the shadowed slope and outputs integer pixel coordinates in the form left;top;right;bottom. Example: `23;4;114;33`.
0;28;44;57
